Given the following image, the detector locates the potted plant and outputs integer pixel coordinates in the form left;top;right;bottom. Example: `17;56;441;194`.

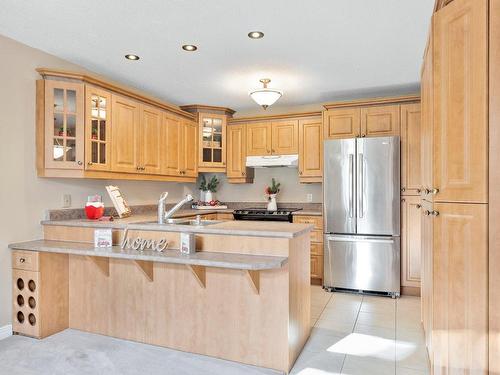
265;178;281;211
199;175;219;203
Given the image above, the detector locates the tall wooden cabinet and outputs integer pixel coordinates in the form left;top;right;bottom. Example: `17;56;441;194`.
227;124;254;183
420;0;495;373
298;118;323;183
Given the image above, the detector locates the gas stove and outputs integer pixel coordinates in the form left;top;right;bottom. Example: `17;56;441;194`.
232;208;302;223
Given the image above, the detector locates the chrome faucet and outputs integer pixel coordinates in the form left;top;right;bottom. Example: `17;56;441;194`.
162;194;194;223
158;192;169;224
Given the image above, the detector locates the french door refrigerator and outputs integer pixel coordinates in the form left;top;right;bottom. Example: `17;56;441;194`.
323;136;401;297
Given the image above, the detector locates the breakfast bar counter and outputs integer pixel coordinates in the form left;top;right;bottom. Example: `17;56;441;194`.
9;218;312;374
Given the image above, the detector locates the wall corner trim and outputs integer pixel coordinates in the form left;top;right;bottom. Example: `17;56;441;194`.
0;324;12;340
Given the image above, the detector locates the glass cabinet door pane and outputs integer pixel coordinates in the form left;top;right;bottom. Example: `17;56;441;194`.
67;115;76;137
91;120;98;139
91;142;98;163
99;143;106;164
203;148;212;162
67;90;76;113
54;89;64;112
213;133;222;148
53;139;64;161
54;113;64;136
66;139;76;161
99;97;106;108
212;118;222;132
213;149;222;163
99;120;106;141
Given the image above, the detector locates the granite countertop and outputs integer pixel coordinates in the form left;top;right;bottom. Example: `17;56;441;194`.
9;240;288;271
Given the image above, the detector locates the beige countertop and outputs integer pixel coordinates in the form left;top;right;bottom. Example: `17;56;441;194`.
9;240;288;270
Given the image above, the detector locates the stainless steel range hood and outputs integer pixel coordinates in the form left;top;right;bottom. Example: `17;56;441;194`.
246;155;299;168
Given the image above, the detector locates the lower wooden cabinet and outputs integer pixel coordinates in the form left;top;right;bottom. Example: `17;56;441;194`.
401;196;422;290
294;215;323;284
12;251;68;339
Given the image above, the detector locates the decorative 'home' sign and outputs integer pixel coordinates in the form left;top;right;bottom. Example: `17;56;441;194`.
121;229;169;252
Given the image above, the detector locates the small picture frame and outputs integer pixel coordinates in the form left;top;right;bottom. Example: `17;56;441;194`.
94;229;113;248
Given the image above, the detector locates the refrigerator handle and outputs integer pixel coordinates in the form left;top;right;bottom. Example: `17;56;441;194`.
349;154;354;218
358;153;364;218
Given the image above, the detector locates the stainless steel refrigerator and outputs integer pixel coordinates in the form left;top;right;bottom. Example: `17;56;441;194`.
323;136;401;297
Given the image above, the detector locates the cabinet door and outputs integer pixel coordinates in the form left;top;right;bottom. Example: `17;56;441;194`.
401;196;422;288
44;80;84;169
163;115;182;176
181;120;198;177
271;120;298;155
421;38;434;203
401;103;422;195
433;0;488;204
432;202;488;374
323;108;361;139
298;119;323;181
140;105;162;175
111;95;140;173
310;254;323;281
85;85;111;171
199;113;226;169
420;199;433;354
360;105;400;137
227;124;246;179
247;122;272;156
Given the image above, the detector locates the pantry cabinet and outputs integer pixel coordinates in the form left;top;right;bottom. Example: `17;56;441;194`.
85;85;112;171
42;80;85;170
400;103;421;195
298;118;323;182
227;124;254;183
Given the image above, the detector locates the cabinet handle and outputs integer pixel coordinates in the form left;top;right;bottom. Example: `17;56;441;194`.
299;171;303;175
272;149;276;153
361;134;366;138
431;188;439;195
87;162;93;166
401;198;405;203
424;210;431;216
424;188;431;195
77;161;83;166
401;187;406;193
19;258;26;263
416;204;421;209
267;149;271;154
431;210;440;216
417;188;422;193
242;172;246;176
136;166;140;171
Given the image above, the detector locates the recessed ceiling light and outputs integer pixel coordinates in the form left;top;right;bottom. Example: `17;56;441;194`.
248;31;264;39
124;54;140;61
182;44;198;51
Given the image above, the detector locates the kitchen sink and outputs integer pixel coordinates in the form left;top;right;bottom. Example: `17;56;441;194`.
136;219;221;226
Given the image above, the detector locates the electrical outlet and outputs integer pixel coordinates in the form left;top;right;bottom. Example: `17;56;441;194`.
306;193;313;203
62;194;71;208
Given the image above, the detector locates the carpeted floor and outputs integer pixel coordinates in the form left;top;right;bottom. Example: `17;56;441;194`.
0;329;280;375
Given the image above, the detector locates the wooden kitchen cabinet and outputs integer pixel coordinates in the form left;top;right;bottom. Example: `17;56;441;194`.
140;105;163;175
400;196;421;290
310;255;323;281
162;114;182;176
227;124;254;183
401;103;421;196
271;120;298;155
247;122;272;156
360;105;400;137
180;120;198;177
42;80;85;170
420;199;433;354
298;118;323;183
323;108;361;139
294;214;323;284
431;202;488;374
85;85;112;171
198;113;226;172
110;94;141;173
432;0;488;204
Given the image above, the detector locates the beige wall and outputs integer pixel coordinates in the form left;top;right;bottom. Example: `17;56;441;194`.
0;34;322;327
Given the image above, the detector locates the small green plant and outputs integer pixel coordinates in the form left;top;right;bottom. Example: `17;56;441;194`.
265;178;281;195
200;175;219;192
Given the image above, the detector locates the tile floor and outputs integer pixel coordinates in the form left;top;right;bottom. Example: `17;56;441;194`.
291;286;430;375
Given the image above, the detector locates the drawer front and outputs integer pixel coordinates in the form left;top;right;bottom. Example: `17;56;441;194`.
12;269;41;338
294;215;323;229
310;230;323;243
216;213;234;221
12;251;39;271
202;213;218;220
311;243;323;256
311;255;324;280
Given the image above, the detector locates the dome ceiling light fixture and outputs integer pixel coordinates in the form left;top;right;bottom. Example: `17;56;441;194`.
249;79;283;110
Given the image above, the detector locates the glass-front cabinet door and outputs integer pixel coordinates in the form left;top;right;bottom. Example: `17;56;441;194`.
199;113;226;170
85;85;111;171
44;80;84;169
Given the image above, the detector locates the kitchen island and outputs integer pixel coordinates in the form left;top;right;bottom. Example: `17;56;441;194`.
9;216;313;374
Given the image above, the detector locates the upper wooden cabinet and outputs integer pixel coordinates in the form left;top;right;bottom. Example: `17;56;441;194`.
432;0;488;204
227;124;254;183
110;94;141;174
323;108;361;139
42;80;85;170
401;103;422;195
271;120;298;154
85;85;111;171
360;105;400;137
247;122;272;156
162;114;182;176
421;37;434;203
198;113;226;172
298;118;323;183
140;105;163;175
180;120;198;177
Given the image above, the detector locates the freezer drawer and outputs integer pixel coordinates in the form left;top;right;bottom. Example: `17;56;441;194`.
324;234;400;295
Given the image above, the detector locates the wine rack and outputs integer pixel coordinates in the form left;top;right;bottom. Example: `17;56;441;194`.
12;269;40;337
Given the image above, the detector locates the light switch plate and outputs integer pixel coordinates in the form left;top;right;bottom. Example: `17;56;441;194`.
62;194;71;208
306;193;313;203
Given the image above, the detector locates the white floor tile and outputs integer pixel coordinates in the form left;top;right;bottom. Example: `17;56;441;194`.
361;296;396;314
320;307;358;322
315;317;355;335
354;323;396;340
395;342;430;371
290;349;344;375
324;299;362;314
356;311;395;330
396;367;430;375
342;355;395;375
302;327;345;354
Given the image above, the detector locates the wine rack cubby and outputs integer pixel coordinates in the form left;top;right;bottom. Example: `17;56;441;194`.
11;250;69;339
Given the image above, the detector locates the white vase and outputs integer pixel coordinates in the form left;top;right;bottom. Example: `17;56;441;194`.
267;194;277;211
199;190;205;202
205;191;213;203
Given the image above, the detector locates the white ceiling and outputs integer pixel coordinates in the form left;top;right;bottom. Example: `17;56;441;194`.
0;0;434;114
